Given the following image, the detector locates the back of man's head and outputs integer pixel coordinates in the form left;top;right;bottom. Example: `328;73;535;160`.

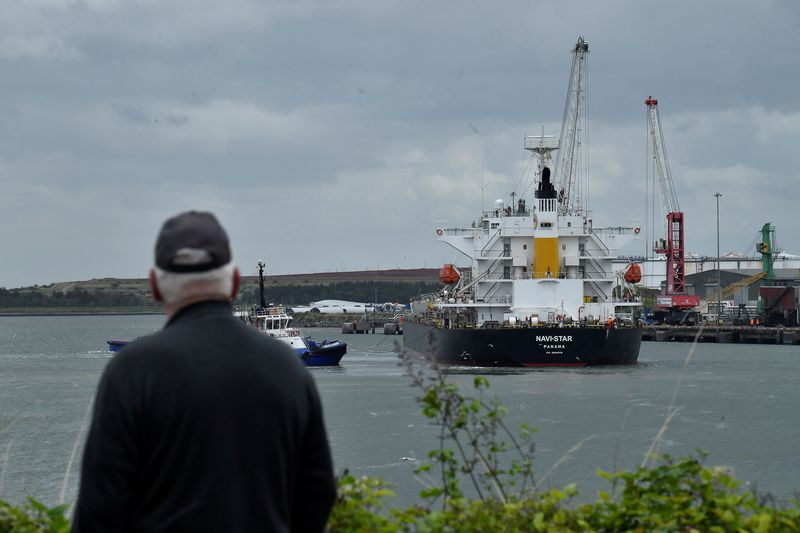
150;211;238;309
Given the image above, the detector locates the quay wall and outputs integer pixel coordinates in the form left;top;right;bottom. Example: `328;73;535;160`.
642;326;800;345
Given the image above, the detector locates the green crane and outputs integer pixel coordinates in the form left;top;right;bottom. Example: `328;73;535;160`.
705;223;779;318
756;222;782;322
756;222;779;280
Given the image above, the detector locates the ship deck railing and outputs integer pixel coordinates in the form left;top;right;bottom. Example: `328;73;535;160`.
439;227;479;237
479;208;532;218
248;306;290;318
411;316;639;329
591;225;639;236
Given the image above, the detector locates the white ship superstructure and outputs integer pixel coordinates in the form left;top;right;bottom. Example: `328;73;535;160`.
431;135;640;326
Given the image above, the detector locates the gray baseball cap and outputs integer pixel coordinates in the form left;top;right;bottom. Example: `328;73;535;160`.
155;211;231;273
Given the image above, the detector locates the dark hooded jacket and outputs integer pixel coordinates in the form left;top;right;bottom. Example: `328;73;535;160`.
74;300;336;532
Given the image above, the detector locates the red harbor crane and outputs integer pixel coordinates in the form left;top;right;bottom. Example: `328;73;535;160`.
646;96;700;324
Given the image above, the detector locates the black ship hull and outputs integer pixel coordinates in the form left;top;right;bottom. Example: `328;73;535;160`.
403;321;641;367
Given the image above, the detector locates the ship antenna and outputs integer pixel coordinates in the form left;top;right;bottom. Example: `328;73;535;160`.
257;260;267;309
523;125;558;182
480;152;487;213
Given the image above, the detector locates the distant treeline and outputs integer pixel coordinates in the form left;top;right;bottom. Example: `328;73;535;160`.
0;287;145;308
238;281;441;307
0;281;442;309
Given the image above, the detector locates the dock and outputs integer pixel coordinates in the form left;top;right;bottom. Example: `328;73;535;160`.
339;313;407;334
642;326;800;345
383;321;403;335
341;319;372;334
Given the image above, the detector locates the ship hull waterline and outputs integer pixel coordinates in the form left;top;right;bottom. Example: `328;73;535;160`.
402;321;641;367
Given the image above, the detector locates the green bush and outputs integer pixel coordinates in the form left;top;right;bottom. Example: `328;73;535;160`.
0;498;70;533
587;453;800;532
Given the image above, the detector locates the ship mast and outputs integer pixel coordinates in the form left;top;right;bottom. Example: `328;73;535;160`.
524;126;558;176
554;36;589;216
257;260;267;308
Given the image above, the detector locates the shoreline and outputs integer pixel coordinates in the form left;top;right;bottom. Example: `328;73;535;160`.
0;308;162;317
0;309;397;324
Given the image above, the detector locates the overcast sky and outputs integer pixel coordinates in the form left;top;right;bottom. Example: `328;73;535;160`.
2;0;798;288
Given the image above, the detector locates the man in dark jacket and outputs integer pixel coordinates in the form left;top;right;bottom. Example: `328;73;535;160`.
74;211;336;532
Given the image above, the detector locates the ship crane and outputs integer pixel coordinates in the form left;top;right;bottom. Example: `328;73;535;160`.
553;37;589;216
646;96;699;323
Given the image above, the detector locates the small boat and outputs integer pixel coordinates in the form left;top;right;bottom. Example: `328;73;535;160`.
235;260;347;366
236;305;347;366
107;338;132;352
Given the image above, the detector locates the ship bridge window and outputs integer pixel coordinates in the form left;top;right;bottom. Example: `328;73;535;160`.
491;223;500;229
540;222;552;228
523;244;527;249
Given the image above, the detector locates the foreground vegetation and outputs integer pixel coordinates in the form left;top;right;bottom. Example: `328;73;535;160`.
3;352;800;532
0;499;69;533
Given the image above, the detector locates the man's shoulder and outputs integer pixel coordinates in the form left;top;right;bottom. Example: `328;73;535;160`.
103;329;168;375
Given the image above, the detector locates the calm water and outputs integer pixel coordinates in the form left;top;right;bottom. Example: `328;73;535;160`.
1;314;799;510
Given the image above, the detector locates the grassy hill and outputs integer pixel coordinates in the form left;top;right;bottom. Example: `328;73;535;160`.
1;269;441;314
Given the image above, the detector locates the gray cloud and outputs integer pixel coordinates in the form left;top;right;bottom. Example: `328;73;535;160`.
1;0;798;287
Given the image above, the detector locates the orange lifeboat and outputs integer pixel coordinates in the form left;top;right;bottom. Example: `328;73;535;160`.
624;262;642;284
439;264;460;285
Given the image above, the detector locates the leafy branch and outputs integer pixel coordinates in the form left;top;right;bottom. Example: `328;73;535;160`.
398;349;536;508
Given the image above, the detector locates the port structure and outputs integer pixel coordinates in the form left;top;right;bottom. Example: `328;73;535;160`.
754;222;797;326
706;223;777;304
701;222;790;324
553;36;590;217
756;222;780;281
646;96;700;323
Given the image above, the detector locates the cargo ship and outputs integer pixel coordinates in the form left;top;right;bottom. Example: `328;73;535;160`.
403;37;643;367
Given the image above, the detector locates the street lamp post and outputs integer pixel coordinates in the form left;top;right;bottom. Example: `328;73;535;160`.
714;192;722;326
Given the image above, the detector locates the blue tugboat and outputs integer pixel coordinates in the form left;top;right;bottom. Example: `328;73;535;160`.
107;338;132;352
235;261;347;366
